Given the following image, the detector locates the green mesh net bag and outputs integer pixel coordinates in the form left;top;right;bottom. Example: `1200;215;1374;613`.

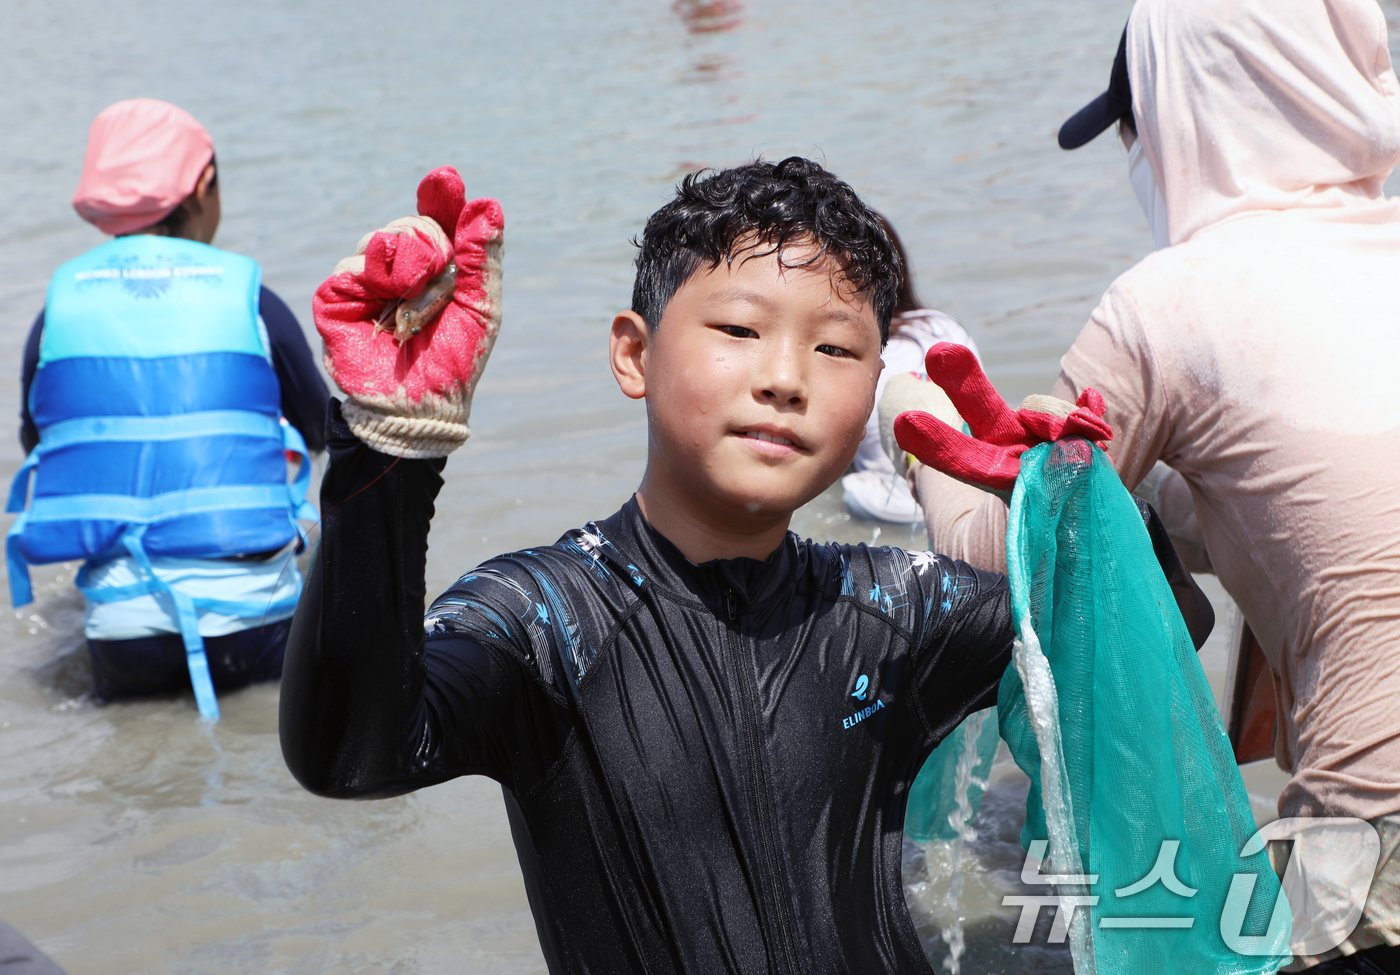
906;705;1000;843
997;439;1290;974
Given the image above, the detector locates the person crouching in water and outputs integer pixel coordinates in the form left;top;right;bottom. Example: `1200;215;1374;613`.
915;0;1400;970
11;99;328;717
280;157;1017;971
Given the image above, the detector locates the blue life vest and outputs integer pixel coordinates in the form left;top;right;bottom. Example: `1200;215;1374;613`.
6;236;317;719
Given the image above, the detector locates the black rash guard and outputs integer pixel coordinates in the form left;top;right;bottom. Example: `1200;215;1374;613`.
281;402;1018;974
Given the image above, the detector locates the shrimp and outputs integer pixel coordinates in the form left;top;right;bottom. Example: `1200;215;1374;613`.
374;262;458;344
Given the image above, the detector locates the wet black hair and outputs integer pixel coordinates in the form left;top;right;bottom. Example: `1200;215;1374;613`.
140;153;217;239
630;156;902;343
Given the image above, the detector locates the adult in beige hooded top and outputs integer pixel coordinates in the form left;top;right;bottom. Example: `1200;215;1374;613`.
916;0;1400;967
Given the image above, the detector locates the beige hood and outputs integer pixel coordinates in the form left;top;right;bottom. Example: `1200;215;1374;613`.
1128;0;1400;245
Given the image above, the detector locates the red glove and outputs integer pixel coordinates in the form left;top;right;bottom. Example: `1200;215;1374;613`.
893;343;1112;493
314;166;504;458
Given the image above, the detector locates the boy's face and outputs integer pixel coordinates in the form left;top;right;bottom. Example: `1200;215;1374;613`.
617;242;883;528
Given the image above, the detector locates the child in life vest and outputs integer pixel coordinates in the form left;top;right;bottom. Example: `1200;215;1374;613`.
12;99;328;717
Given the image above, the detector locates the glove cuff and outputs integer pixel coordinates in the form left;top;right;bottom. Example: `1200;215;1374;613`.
342;392;470;459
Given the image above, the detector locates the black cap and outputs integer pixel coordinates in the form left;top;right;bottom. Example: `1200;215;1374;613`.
1058;28;1132;150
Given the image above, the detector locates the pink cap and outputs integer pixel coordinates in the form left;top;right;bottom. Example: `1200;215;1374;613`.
71;99;214;236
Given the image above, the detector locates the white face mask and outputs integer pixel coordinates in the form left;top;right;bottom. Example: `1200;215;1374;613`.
1126;137;1172;249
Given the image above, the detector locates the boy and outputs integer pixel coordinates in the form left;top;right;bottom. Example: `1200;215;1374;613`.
281;158;1016;972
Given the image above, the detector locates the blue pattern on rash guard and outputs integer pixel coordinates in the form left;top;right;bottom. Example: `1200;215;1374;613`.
426;522;645;688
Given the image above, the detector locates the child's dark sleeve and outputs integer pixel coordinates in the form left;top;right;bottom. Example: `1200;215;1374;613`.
908;558;1015;747
258;286;331;454
18;310;43;454
279;399;570;799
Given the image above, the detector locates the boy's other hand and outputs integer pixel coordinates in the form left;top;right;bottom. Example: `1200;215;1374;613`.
893;343;1112;495
314;167;504;458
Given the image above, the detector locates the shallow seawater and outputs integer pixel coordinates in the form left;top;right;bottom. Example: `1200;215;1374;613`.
2;0;1392;971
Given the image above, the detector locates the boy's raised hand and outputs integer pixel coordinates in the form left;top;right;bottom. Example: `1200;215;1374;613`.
894;342;1113;495
314;167;504;458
